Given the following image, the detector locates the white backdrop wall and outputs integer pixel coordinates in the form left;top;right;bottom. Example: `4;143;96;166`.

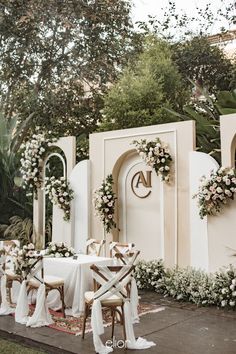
189;151;219;271
70;160;90;253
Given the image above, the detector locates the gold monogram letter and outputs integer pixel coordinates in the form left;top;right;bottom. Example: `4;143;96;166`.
131;171;152;198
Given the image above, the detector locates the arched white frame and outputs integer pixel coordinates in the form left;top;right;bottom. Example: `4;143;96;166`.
43;152;66;180
43;152;67;245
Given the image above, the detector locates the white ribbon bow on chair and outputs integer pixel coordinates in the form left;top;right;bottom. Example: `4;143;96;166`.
15;258;53;327
0;254;15;315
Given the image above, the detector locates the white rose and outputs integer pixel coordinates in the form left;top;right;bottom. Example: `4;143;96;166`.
28;243;35;250
65;252;70;257
221;300;227;307
225;190;232;197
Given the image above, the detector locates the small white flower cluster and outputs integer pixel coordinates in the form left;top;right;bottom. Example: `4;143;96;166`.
134;259;165;290
132;138;172;182
14;243;38;277
134;260;236;308
93;174;116;233
45;242;75;258
20;132;56;197
194;167;236;219
44;176;74;221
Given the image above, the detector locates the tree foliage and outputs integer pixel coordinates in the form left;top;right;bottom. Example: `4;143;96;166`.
0;0;135;139
100;38;189;131
172;37;236;94
137;0;236;41
0;111;33;223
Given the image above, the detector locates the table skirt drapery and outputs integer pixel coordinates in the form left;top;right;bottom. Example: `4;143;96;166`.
35;254;113;317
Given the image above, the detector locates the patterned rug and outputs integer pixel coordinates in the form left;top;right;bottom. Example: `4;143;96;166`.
47;303;165;336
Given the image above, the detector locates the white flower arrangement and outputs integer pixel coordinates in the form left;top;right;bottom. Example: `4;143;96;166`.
20;131;56;197
134;260;236;309
193;167;236;219
14;243;38;278
45;242;75;257
93;174;117;233
132;138;172;182
44;176;74;221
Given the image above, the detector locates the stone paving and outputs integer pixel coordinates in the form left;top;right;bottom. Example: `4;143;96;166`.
0;291;236;354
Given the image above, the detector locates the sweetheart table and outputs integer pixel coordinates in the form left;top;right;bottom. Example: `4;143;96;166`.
44;254;113;317
13;254;113;317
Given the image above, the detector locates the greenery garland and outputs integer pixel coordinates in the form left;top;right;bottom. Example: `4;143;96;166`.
132;137;172;182
93;174;117;233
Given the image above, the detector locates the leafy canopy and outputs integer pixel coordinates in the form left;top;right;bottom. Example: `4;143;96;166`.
0;0;135;138
100;37;189;131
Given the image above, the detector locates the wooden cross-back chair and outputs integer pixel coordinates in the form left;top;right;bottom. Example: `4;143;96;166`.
86;239;105;257
1;245;22;304
82;264;135;340
27;256;66;317
109;242;135;258
114;250;140;266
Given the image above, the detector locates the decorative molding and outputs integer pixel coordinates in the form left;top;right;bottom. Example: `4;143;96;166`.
102;129;178;264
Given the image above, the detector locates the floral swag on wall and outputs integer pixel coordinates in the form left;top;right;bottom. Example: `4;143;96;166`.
20;132;74;221
194;167;236;219
132;137;172;182
93;174;117;233
44;177;74;221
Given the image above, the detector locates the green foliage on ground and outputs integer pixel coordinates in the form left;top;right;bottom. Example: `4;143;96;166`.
0;338;46;354
135;260;236;308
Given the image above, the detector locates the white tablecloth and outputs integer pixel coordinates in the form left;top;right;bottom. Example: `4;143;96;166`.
43;254;113;317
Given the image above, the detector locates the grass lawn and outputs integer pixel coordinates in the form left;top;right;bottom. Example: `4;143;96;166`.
0;338;46;353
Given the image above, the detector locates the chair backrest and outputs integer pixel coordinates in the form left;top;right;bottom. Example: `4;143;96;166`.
0;245;18;272
90;264;135;301
15;254;43;281
0;249;7;274
86;239;105;257
109;242;135;258
114;250;140;265
0;240;20;252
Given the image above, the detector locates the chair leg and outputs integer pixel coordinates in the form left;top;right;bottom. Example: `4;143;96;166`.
82;302;88;339
121;304;126;342
6;280;13;305
111;308;115;339
60;285;66;318
7;287;12;305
